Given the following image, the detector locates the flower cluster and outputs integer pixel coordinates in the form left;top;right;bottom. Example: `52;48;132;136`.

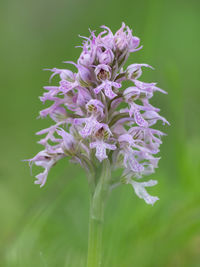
28;23;168;205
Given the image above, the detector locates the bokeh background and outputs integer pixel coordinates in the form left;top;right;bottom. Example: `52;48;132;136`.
1;0;200;266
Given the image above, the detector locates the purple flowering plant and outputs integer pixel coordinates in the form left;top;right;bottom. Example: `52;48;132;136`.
27;23;168;267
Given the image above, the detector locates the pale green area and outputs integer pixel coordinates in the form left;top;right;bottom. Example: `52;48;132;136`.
0;0;200;266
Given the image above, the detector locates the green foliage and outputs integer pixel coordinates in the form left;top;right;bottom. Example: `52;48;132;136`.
0;0;200;266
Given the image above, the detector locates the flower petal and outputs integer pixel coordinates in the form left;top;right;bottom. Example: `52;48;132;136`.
130;180;159;205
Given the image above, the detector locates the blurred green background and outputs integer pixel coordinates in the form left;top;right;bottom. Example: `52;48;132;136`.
1;0;200;266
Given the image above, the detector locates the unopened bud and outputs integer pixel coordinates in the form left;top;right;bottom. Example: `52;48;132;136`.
97;47;114;65
78;50;95;66
126;64;153;80
50;107;67;122
60;70;75;82
77;65;92;87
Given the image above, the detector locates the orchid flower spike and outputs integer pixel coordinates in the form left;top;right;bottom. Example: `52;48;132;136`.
26;23;168;205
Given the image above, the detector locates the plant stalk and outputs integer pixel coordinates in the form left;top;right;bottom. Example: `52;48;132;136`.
86;159;111;267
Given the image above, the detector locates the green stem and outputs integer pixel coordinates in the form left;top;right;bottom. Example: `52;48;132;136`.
87;160;111;267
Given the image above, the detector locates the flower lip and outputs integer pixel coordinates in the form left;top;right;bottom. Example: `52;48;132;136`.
130;180;159;205
134;80;167;94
